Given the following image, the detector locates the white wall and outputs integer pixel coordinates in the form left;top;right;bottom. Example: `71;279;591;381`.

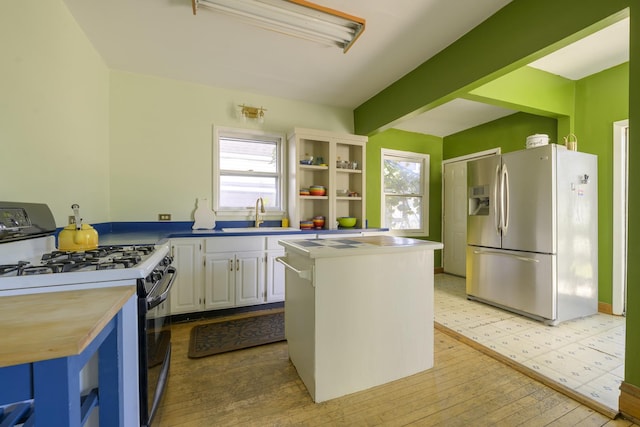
109;71;354;221
0;1;110;227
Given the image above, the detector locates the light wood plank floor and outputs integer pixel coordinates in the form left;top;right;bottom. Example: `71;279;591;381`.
155;310;637;426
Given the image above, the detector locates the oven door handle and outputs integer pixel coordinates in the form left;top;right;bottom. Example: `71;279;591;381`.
147;266;177;310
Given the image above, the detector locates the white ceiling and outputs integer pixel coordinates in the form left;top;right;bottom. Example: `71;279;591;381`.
61;0;513;108
393;100;517;138
61;1;629;137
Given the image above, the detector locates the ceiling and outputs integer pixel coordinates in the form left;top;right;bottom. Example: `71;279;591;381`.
61;1;629;137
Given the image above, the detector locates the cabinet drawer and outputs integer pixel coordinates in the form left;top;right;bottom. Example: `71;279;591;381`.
204;237;265;253
266;234;315;250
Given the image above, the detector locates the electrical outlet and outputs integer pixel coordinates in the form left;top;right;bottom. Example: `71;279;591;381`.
68;216;76;225
158;214;171;221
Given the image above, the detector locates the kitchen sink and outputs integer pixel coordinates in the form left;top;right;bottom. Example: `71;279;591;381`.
221;227;300;233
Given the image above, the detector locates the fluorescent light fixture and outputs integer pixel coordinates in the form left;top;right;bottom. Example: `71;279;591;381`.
191;0;365;53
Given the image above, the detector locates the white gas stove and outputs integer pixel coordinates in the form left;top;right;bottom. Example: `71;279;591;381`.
0;202;170;296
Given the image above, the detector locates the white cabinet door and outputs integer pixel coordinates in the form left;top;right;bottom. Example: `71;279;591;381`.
204;253;235;310
204;251;265;309
170;239;203;314
235;251;265;306
266;250;285;302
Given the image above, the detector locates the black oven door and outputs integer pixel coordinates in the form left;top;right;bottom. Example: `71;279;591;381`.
139;265;176;427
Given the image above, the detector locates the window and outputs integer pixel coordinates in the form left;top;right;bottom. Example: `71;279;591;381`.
381;148;429;235
213;127;284;214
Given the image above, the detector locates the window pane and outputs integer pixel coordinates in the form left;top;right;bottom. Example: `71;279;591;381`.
219;175;278;209
383;158;421;194
384;195;422;229
220;138;277;173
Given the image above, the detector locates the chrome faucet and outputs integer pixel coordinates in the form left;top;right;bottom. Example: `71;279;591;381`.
255;197;265;228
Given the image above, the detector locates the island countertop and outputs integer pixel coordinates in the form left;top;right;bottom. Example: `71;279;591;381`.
0;285;135;367
278;235;443;259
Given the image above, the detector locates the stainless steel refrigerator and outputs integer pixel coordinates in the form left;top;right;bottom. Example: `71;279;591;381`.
466;144;598;325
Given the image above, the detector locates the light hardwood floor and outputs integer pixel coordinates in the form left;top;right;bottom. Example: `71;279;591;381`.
155;310;637;426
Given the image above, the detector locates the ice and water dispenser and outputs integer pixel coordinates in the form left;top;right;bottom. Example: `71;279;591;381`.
468;185;490;216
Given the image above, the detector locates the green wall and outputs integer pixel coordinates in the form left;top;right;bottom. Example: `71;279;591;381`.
443;112;558;159
574;63;630;305
625;5;640;388
366;129;443;267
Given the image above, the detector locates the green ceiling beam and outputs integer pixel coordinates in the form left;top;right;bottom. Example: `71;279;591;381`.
353;0;629;136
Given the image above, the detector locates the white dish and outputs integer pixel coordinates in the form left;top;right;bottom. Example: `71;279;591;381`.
526;134;549;148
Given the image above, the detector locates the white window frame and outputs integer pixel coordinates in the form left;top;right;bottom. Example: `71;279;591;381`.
381;148;430;236
213;126;285;218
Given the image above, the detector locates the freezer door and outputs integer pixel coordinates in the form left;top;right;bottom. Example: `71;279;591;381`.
501;145;556;253
467;155;501;248
466;246;556;320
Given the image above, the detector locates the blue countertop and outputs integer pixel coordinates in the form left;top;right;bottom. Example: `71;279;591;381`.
58;221;388;246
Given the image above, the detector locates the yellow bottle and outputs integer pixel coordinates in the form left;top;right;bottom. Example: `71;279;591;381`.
282;217;289;228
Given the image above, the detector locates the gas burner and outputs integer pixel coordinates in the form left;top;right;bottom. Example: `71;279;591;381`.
20;266;55;276
111;255;142;268
41;251;91;263
132;246;155;255
0;261;30;275
35;245;156;272
41;262;67;273
98;262;121;270
64;261;102;272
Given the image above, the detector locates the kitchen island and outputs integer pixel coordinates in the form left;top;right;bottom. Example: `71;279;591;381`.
277;235;443;402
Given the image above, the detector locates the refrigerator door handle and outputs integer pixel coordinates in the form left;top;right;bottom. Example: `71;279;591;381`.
473;249;540;263
494;163;501;235
501;164;510;236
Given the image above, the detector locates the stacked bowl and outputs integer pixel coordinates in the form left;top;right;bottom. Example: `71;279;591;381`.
309;185;326;196
313;216;325;229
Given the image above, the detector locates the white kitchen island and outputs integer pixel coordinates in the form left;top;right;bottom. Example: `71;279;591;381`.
277;235;443;403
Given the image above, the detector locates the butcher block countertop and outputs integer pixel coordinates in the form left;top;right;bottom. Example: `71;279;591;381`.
0;285;135;367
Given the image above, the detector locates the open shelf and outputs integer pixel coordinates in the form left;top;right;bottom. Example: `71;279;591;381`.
288;128;367;230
